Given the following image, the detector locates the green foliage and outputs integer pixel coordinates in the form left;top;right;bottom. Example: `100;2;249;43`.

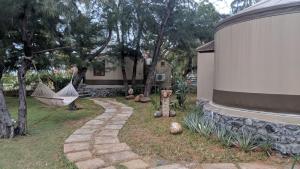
174;76;189;108
233;129;258;152
258;138;272;157
291;155;300;169
216;127;234;147
196;120;215;137
231;0;260;14
150;97;160;111
183;106;203;132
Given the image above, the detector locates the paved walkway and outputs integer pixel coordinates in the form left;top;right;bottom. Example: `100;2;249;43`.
64;98;295;169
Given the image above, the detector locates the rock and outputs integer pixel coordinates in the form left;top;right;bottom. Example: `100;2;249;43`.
125;95;135;100
128;88;134;95
140;97;151;103
170;122;183;134
154;111;162;118
169;110;176;117
134;94;144;102
245;119;253;126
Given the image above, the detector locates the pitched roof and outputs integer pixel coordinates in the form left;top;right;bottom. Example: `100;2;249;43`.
197;41;214;53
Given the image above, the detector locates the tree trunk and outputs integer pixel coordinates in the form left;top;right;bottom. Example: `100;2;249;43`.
131;54;138;87
69;68;87;111
16;60;27;135
121;52;129;95
144;0;175;97
16;5;32;136
0;68;14;139
183;54;193;77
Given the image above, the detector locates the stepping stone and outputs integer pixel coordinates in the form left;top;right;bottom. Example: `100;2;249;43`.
100;167;116;169
98;130;119;137
102;151;139;164
94;136;119;144
104;125;123;130
76;158;106;169
85;120;105;125
66;151;92;162
73;129;97;135
151;164;188;169
105;109;117;113
64;143;90;153
121;159;149;169
239;163;280;169
108;121;127;125
201;163;237;169
65;134;92;143
81;124;101;130
94;143;131;155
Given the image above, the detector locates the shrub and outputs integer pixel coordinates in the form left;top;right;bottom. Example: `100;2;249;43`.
233;129;258;152
173;77;189;108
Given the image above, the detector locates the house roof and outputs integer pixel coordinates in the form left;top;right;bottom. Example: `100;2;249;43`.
197;41;214;53
216;0;300;31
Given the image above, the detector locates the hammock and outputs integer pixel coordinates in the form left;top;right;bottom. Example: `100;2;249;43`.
30;62;79;107
31;82;79;107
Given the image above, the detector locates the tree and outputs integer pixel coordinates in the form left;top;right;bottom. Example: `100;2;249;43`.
0;56;14;138
231;0;260;14
143;0;176;97
0;0;77;135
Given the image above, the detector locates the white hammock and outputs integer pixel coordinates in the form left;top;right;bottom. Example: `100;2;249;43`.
31;82;79;107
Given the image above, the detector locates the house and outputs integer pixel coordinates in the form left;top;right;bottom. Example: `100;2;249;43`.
81;58;172;97
197;0;300;155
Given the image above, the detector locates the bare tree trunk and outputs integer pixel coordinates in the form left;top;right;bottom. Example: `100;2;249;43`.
16;5;32;135
131;54;138;87
16;60;27;135
69;68;87;111
0;66;14;138
144;0;175;97
121;52;129;95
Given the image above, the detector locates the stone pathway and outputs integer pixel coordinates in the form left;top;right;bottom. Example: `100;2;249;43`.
64;98;296;169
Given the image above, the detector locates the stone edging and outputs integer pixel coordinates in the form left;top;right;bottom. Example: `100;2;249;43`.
202;103;300;155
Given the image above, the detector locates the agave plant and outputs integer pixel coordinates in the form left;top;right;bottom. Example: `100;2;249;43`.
196;120;216;137
233;129;258;152
216;127;234;147
183;106;204;132
258;138;273;157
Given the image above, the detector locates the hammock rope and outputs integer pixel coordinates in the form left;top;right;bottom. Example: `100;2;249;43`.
31;61;79;107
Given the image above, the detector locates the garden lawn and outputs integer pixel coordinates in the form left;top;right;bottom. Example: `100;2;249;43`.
0;97;103;169
117;94;289;167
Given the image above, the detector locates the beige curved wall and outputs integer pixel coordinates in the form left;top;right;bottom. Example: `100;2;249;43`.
197;52;214;101
215;12;300;95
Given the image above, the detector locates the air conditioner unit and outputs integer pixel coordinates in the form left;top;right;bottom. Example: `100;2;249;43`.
155;74;166;82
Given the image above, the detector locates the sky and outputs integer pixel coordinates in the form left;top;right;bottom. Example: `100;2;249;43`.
208;0;234;14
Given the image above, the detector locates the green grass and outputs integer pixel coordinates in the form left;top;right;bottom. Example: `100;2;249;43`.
0;97;103;169
117;94;288;166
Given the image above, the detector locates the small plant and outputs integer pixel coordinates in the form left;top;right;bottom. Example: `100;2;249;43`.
173;77;189;108
150;98;160;110
258;138;273;157
196;120;215;137
216;127;233;147
291;155;300;169
184;106;203;132
233;129;258;152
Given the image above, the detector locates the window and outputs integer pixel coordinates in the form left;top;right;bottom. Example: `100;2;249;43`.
161;61;165;67
93;61;105;76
